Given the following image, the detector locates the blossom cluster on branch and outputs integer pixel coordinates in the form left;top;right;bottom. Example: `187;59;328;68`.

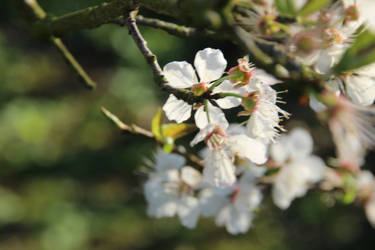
139;0;375;234
16;0;375;235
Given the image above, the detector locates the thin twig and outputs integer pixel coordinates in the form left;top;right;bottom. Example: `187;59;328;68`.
112;15;220;39
13;0;96;90
101;107;204;168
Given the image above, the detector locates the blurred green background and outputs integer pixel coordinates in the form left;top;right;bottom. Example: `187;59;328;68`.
0;1;374;249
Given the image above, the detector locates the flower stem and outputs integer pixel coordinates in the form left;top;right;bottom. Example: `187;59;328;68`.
219;92;245;98
203;100;211;123
208;76;230;92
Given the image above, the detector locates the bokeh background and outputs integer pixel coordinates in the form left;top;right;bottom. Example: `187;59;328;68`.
0;0;374;249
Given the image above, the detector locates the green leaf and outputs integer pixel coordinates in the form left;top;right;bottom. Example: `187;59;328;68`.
161;123;197;140
275;0;296;16
151;108;163;141
334;30;375;73
162;137;174;154
298;0;331;16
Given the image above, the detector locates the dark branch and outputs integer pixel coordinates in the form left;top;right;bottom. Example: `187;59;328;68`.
13;0;96;90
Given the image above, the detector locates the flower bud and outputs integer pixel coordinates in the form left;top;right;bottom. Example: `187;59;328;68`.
228;57;253;87
345;5;360;22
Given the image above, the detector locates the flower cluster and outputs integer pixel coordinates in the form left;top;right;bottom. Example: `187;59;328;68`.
141;0;375;234
144;128;327;234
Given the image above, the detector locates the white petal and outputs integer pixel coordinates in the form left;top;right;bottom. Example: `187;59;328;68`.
154;150;185;172
315;50;334;75
162;94;192;123
190;124;217;147
194;102;228;129
144;178;179;217
203;149;236;188
346;75;375;106
178;196;200;229
212;80;243;109
194;48;227;83
163;61;198;88
215;205;253;235
253;69;281;85
309;94;327;112
288;128;314;159
226;135;267;164
365;192;375;228
181;166;202;188
198;188;227;217
270;137;290;164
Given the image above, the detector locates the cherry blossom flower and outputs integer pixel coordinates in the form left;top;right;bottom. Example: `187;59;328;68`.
162;48;242;129
199;165;265;234
144;151;202;228
241;79;290;145
270;128;326;209
190;124;267;188
325;95;375;171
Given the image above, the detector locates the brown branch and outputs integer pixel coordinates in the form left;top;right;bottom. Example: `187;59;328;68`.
111;15;221;39
101;107;204;168
13;0;96;90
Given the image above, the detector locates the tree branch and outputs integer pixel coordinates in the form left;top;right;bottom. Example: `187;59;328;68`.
111;15;220;39
101;107;204;168
13;0;96;90
126;9;223;105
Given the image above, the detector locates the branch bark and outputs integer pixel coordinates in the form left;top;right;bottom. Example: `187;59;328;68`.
101;107;204;168
13;0;96;90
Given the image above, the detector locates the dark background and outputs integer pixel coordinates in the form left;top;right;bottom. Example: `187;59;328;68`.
0;1;373;249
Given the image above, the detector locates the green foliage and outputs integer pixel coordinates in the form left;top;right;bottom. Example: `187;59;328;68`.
334;29;375;73
275;0;297;16
151;108;196;153
297;0;331;16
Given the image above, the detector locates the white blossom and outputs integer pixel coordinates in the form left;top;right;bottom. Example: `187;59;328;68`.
144;151;202;229
270;128;326;209
162;48;242;129
244;79;290;145
199;166;265;234
191;124;267;188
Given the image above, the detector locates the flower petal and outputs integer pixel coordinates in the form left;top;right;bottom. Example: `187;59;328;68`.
226;135;267;164
288;128;313;159
212;80;244;109
365;192;375;228
194;102;228;129
203;149;236;188
181;166;202;188
162;94;192;123
163;61;198;88
178;196;200;229
198;188;227;217
190;124;217;147
194;48;227;83
346;75;375;106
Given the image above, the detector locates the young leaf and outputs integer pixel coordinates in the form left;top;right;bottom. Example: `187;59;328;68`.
162;137;174;154
275;0;296;16
298;0;331;16
151;108;163;141
162;123;197;140
334;30;375;73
